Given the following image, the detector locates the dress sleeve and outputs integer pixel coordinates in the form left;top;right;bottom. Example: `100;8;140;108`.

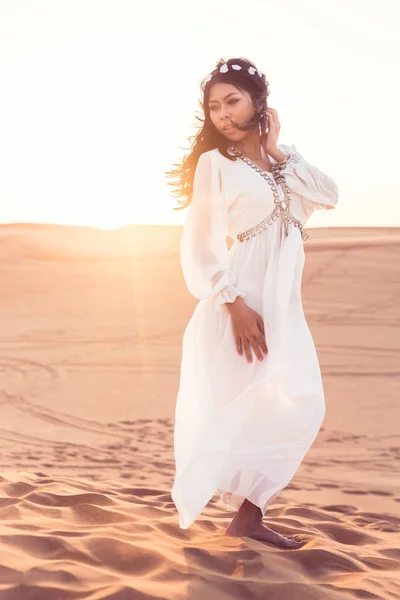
180;151;247;310
273;143;339;214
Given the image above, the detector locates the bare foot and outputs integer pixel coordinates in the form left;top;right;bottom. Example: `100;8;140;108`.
226;519;304;549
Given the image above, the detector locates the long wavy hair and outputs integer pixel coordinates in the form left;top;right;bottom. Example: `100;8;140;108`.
165;56;270;210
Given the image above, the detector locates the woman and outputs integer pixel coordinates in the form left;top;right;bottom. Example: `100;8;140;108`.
166;57;338;548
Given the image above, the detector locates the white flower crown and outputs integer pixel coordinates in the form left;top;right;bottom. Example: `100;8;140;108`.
203;63;264;86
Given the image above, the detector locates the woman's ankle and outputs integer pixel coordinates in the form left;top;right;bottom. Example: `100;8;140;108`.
237;499;262;522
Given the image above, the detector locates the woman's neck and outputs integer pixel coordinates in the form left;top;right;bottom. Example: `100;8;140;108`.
233;132;263;158
235;140;262;158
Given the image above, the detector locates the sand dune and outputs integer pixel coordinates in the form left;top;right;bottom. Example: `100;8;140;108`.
0;223;399;599
0;469;399;599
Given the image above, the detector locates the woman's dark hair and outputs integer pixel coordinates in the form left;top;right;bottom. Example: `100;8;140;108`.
165;56;270;210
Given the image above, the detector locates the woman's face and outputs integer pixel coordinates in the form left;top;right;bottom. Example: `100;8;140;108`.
208;82;256;142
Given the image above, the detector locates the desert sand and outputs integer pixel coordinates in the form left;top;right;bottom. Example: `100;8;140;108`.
0;222;399;600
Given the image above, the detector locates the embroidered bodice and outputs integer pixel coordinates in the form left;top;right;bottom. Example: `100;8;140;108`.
180;142;338;308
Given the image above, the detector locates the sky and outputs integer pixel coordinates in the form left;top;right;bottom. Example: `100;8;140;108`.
0;0;399;230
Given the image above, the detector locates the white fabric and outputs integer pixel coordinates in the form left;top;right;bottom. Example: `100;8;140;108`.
171;142;339;529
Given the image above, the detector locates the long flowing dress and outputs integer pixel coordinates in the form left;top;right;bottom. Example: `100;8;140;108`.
171;142;339;530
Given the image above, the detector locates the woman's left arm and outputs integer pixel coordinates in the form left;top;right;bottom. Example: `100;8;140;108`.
271;144;339;212
263;108;339;213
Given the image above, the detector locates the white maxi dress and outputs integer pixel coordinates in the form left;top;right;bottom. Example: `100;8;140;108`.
171;143;339;529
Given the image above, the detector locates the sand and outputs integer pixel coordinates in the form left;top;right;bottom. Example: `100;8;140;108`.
0;222;399;599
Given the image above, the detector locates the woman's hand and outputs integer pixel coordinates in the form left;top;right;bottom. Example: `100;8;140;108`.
262;107;281;154
226;298;268;363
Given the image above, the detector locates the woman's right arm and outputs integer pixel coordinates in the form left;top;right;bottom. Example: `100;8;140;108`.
180;151;246;310
181;151;268;363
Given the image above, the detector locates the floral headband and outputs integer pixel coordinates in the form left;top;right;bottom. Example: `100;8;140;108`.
202;62;269;92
